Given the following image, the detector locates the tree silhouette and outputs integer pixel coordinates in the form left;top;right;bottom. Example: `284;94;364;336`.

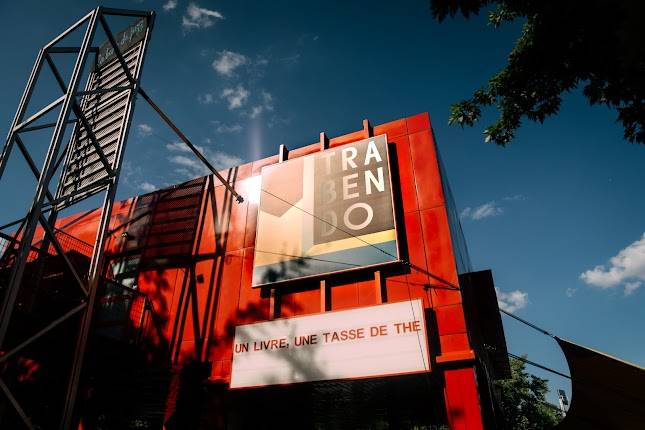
496;357;561;429
431;0;645;145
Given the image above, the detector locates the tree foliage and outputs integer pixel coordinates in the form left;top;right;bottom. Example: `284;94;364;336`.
496;357;562;429
430;0;645;145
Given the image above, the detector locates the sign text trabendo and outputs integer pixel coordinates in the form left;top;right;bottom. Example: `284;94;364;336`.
252;135;399;286
230;300;430;388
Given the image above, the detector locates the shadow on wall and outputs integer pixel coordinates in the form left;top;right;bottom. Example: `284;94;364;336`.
77;167;322;429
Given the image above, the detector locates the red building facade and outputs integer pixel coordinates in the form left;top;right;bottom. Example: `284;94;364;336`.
23;112;502;429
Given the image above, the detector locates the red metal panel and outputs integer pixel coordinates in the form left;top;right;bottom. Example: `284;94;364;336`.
243;176;260;249
221;359;232;383
219;162;253;183
419;207;461;307
390;135;419;213
196;190;216;255
251;154;279;176
210;360;224;380
330;282;359;311
210;336;233;363
409;129;445;211
212;184;248;253
402;211;431;292
280;285;320;317
443;368;485;430
288;143;319;159
357;279;378;306
385;277;430;309
405;112;430;135
137;268;182;342
237;247;270;324
439;333;470;355
211;251;244;339
177;340;196;364
435;303;467;335
179;261;213;344
373;118;408;139
329;130;365;148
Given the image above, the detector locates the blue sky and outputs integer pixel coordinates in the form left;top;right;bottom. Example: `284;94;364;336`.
1;0;644;402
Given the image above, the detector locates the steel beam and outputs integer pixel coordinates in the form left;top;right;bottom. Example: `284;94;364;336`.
13;95;66;133
43;10;94;50
0;5;98;355
46;46;99;54
98;14;136;85
137;88;244;203
101;7;151;18
0;8;157;429
38;215;88;296
15;135;55;202
0;303;87;365
18;119;76;133
0;49;45;182
0;379;34;430
60;11;155;429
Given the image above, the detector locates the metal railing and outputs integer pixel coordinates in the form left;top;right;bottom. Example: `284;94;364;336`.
0;228;93;271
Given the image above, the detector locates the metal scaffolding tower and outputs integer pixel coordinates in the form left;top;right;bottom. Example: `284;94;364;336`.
0;7;243;428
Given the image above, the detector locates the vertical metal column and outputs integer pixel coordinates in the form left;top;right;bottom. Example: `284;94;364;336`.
0;8;156;429
60;13;155;428
0;9;99;350
0;6;242;427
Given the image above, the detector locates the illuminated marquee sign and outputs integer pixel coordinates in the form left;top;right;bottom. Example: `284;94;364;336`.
252;135;398;286
230;300;430;388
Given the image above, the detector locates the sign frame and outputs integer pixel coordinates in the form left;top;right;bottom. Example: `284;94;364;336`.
230;299;431;389
252;134;402;288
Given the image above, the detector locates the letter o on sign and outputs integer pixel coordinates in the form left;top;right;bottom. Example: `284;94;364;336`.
344;202;373;230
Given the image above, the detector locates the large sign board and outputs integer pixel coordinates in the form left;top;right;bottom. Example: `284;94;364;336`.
230;300;430;388
252;135;398;286
56;18;149;206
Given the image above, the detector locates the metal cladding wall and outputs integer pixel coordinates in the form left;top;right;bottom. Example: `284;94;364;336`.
50;112;484;429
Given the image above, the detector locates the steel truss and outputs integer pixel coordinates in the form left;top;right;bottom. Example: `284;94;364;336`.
0;7;244;428
0;7;154;429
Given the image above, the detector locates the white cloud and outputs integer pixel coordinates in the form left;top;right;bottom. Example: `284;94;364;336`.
280;53;301;67
496;288;528;313
460;201;503;221
214;122;243;133
256;55;269;66
503;194;526;201
579;233;645;297
248;91;274;118
565;287;577;298
197;92;215;104
138;181;157;193
212;50;248;76
182;3;223;30
136;123;153;138
166;141;243;179
624;281;641;296
166;141;204;153
221;85;249;110
163;0;177;11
